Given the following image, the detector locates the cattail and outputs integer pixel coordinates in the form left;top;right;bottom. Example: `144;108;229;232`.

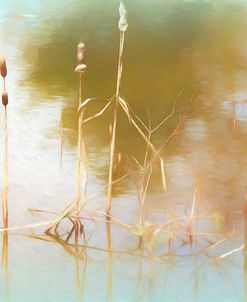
106;2;128;216
74;64;87;73
0;59;7;78
75;43;87;74
77;43;86;64
118;2;128;32
2;92;8;107
74;41;88;236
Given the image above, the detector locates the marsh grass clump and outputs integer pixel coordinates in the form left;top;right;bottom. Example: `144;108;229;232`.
0;3;240;262
36;2;181;245
44;42;88;241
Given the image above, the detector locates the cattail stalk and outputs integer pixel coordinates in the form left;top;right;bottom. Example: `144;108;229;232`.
0;59;8;229
74;43;88;237
106;2;128;216
75;73;87;210
2;106;8;228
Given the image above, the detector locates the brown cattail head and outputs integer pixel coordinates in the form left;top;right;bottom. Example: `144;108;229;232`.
2;92;8;106
77;43;85;64
74;64;87;73
0;59;7;78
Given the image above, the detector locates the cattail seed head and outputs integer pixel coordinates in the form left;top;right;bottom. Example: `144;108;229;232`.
2;92;8;106
0;59;7;78
77;42;86;64
119;2;128;32
74;64;87;73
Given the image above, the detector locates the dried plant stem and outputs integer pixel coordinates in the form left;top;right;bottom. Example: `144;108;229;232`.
2;107;8;228
139;167;152;226
0;218;59;232
216;244;244;261
106;30;125;216
106;101;118;216
139;114;152;226
76;74;86;208
73;73;88;236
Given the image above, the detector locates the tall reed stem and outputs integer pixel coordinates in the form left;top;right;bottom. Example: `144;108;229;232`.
75;43;88;216
2;106;8;228
76;73;83;208
75;73;86;236
106;30;125;216
0;59;8;229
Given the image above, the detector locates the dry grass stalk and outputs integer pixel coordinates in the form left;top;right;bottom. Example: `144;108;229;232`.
127;102;180;248
75;42;88;213
72;43;89;244
186;185;199;249
2;105;8;228
216;244;244;261
106;2;128;216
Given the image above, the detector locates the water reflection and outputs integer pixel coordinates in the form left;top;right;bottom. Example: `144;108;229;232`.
16;0;247;201
1;232;9;302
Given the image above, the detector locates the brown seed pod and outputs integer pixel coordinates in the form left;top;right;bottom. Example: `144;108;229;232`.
77;43;85;64
0;59;7;78
74;64;87;73
2;92;8;106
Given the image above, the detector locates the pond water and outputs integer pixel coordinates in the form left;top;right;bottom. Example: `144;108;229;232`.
0;0;246;301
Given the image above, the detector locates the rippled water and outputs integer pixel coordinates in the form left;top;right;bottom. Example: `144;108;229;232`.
0;0;247;301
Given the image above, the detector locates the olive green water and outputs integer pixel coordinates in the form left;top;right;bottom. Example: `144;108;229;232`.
0;0;246;301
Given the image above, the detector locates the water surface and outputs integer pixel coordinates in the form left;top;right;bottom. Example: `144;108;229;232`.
0;1;246;301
